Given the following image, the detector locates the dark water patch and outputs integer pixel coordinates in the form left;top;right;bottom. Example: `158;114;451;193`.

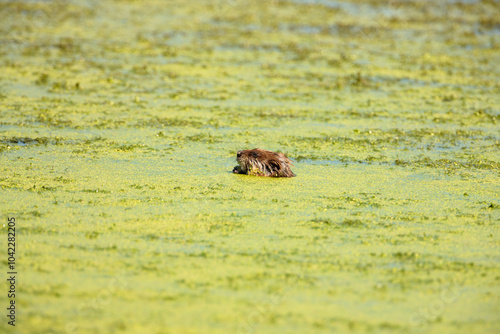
177;132;223;144
282;24;323;35
289;0;370;15
1;135;111;152
317;193;385;210
322;72;378;90
395;157;500;171
286;128;495;152
253;108;310;119
0;136;73;147
82;188;111;194
294;157;344;165
24;111;74;128
307;218;368;230
2;136;51;146
114;143;148;152
485;202;499;210
134;117;204;129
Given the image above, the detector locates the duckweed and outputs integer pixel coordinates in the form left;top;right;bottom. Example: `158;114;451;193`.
0;0;499;333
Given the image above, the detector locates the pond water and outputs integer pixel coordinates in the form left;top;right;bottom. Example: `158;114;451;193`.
0;0;499;333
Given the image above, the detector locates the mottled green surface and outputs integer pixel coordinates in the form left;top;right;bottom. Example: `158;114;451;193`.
0;0;499;333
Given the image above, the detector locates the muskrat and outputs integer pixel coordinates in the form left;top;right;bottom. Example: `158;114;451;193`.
232;148;295;177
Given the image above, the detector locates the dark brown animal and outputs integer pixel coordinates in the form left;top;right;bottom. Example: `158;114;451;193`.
232;148;295;177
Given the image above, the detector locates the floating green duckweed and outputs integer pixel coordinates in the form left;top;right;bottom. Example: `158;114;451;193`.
0;0;499;333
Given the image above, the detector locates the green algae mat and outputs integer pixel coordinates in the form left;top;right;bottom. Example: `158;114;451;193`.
1;0;499;333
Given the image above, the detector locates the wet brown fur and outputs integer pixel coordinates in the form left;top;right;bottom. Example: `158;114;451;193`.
233;148;295;177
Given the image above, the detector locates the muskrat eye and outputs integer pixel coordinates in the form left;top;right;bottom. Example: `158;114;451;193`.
252;152;259;158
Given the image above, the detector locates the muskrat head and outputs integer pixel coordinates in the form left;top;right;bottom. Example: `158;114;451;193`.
233;148;295;177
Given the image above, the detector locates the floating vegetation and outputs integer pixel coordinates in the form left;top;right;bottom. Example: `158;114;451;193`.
0;0;498;333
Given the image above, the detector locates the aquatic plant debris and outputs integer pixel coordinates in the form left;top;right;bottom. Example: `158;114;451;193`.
0;0;499;333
